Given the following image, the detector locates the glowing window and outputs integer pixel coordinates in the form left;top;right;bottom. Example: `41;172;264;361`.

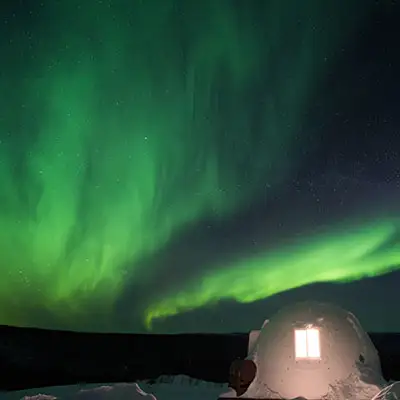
295;328;320;359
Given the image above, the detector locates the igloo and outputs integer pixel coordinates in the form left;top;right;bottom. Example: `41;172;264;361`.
219;302;387;400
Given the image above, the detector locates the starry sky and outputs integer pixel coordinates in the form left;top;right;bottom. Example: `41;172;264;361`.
1;0;399;334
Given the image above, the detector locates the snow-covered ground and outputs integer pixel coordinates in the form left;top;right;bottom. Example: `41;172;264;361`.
0;376;228;400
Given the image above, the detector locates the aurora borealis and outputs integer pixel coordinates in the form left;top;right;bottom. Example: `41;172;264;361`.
1;0;400;332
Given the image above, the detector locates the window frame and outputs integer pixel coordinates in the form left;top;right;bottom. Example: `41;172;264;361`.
294;328;321;360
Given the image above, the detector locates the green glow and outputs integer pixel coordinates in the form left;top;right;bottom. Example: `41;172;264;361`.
0;1;377;328
145;219;400;326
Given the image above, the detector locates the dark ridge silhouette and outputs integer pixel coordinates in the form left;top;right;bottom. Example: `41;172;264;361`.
0;325;400;391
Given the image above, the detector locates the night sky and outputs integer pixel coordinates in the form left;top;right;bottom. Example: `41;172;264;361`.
1;0;400;334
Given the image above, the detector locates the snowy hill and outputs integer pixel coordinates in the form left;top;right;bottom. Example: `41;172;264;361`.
1;376;227;400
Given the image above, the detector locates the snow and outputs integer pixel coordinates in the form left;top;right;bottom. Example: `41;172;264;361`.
2;379;400;400
0;376;228;400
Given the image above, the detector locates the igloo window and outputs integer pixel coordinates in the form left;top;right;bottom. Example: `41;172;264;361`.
294;328;320;359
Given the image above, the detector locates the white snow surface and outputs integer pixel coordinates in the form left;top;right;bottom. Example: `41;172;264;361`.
0;376;228;400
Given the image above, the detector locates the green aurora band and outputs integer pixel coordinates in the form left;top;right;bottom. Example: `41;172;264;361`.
145;219;400;327
1;0;396;329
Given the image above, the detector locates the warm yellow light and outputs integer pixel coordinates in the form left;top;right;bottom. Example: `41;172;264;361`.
295;328;320;359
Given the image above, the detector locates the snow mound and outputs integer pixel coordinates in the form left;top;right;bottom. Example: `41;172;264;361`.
221;301;386;399
1;376;227;400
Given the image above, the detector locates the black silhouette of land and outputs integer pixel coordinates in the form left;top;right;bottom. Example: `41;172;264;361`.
0;325;399;391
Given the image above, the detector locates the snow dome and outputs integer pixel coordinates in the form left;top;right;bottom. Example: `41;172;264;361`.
220;301;387;400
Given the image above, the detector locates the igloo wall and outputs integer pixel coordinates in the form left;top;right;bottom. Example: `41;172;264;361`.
222;302;386;399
